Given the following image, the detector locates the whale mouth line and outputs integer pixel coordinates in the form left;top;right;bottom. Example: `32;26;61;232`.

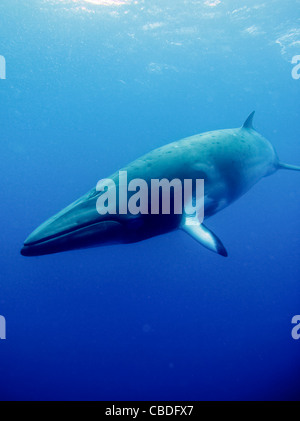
23;220;105;247
21;219;124;256
24;221;104;247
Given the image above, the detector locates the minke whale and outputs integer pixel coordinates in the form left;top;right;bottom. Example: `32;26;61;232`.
21;112;300;257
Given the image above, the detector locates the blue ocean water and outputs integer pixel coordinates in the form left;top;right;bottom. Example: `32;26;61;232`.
0;0;299;401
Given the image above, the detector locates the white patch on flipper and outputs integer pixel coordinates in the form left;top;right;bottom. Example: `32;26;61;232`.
181;218;228;257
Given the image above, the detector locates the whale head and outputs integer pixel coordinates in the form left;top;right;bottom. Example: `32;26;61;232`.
20;191;126;256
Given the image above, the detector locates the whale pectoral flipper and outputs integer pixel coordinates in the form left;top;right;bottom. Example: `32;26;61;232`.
182;218;228;257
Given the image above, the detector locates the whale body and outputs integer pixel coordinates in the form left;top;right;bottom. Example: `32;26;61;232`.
21;112;300;257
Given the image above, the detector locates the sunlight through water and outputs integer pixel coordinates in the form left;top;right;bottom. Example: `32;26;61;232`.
81;0;131;5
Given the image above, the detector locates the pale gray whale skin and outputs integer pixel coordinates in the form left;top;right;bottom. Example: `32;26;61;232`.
21;112;300;257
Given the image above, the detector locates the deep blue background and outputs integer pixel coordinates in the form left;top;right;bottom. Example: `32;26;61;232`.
0;0;299;400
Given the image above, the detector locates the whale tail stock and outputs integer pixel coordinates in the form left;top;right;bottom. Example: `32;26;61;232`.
241;112;300;173
278;162;300;172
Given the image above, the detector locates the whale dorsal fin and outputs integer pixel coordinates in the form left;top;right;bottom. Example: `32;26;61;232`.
181;217;228;257
242;111;255;129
